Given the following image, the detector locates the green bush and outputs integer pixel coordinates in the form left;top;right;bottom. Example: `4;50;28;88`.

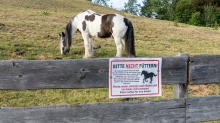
213;20;219;30
174;19;179;27
175;0;195;23
189;12;202;26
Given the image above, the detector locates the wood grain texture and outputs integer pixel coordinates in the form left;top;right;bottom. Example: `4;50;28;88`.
190;55;220;84
186;95;220;123
0;56;188;90
0;99;186;123
162;56;188;84
0;59;109;90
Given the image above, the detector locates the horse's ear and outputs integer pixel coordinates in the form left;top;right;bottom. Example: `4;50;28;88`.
59;33;61;36
62;32;65;37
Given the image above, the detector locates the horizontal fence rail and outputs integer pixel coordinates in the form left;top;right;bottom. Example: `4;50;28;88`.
0;56;188;90
0;99;186;123
1;96;220;123
186;95;220;123
190;54;220;84
0;54;220;123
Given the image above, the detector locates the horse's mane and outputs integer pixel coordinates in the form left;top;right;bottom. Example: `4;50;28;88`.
64;21;72;46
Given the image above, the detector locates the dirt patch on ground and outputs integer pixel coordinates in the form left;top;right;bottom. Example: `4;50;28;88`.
189;84;219;97
0;22;5;30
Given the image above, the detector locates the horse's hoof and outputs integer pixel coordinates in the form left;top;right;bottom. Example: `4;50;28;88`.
83;55;88;59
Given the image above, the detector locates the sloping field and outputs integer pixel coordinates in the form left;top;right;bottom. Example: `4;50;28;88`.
0;0;219;107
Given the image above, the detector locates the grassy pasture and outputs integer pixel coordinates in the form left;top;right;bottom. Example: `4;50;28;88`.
0;0;220;115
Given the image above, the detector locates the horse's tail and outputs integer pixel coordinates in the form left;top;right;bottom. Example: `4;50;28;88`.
124;18;136;57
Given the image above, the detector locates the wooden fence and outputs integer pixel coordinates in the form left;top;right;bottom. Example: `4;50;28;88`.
0;54;220;123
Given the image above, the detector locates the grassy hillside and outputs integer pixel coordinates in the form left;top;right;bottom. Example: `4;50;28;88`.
0;0;219;107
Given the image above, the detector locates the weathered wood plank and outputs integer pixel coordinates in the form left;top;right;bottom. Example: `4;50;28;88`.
186;95;220;123
0;59;109;90
0;99;186;123
162;56;188;84
0;56;188;90
190;55;220;84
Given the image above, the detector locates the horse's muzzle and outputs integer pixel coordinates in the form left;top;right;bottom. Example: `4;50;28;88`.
63;48;70;54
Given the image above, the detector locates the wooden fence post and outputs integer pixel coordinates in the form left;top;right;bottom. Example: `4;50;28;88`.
174;53;189;98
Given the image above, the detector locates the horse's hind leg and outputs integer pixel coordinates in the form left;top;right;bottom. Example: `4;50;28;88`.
150;77;153;83
113;37;122;57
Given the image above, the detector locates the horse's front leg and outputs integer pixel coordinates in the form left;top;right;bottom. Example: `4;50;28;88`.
82;33;93;58
88;36;94;57
114;37;122;57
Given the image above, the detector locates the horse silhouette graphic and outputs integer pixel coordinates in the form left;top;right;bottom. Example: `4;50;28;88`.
141;70;157;84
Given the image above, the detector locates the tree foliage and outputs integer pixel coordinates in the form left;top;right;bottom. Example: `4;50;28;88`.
204;4;214;26
175;0;195;23
93;0;109;7
90;0;220;27
140;0;152;17
140;0;171;20
139;0;220;27
123;0;140;15
189;12;202;26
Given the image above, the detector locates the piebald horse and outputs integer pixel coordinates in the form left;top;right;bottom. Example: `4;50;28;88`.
59;10;135;58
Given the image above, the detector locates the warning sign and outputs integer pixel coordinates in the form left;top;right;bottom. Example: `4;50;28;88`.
109;58;162;98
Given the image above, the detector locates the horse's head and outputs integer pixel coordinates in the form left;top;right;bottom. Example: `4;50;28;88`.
59;22;72;55
59;31;70;54
141;70;148;75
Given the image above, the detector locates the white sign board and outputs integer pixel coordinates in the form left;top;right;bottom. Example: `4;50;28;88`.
109;58;162;98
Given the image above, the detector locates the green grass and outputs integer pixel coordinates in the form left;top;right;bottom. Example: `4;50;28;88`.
0;0;220;117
